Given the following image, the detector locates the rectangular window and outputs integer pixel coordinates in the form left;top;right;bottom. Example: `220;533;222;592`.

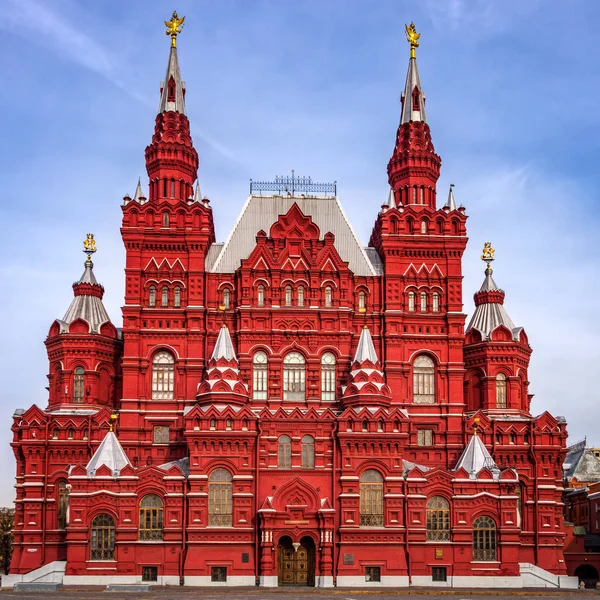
253;365;267;400
365;566;381;582
153;425;169;444
417;429;433;446
432;567;447;582
142;566;158;582
211;566;227;582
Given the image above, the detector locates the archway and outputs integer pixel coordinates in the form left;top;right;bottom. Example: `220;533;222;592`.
277;535;315;586
574;564;599;588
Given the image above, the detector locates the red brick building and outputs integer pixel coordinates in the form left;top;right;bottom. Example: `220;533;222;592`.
4;17;578;589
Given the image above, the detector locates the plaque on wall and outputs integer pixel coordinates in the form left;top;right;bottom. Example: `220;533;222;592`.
343;553;354;565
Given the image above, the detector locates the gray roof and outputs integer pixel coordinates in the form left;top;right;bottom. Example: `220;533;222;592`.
159;456;189;477
59;262;111;334
210;195;378;276
86;431;131;477
446;185;457;210
133;178;145;202
466;267;522;341
158;45;186;114
363;247;384;275
564;441;600;483
400;56;427;124
354;327;379;364
455;434;500;479
212;325;237;361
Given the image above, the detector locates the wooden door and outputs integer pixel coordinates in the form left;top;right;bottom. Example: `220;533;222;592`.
278;543;313;585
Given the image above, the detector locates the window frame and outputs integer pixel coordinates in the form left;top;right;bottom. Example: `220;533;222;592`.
426;496;450;541
90;513;116;561
301;435;315;469
208;469;233;527
472;515;497;562
252;351;268;400
321;352;336;401
151;350;175;400
413;355;435;404
73;367;85;403
360;469;384;527
283;352;306;401
138;494;164;541
278;435;292;469
496;373;507;409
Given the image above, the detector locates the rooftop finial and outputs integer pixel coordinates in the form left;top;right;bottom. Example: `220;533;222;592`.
405;22;420;59
473;416;481;437
83;233;97;266
165;11;185;48
481;242;495;274
109;412;118;433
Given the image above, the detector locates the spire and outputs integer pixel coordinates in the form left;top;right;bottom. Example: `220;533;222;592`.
388;187;396;209
145;11;198;202
455;432;499;479
86;428;131;477
466;243;522;341
387;23;440;207
196;325;248;405
60;235;112;334
354;326;379;364
193;180;202;203
211;324;237;361
446;183;457;210
400;23;427;125
133;178;145;202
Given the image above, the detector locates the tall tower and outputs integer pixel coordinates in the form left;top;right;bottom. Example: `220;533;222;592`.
370;23;468;469
119;12;215;468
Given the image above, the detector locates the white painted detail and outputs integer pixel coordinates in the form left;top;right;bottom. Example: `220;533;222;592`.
259;575;278;587
183;575;255;587
336;575;409;587
519;563;578;589
316;575;334;587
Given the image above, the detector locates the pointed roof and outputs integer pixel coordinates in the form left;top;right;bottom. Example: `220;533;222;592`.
133;178;145;202
400;55;427;124
354;326;379;364
212;325;237;361
466;265;521;341
158;45;186;114
193;180;202;202
388;187;396;209
86;431;131;477
564;441;600;484
446;184;457;210
60;259;112;334
455;433;499;479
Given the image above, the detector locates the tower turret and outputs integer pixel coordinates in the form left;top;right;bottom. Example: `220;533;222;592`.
144;11;199;202
46;235;121;408
387;23;441;209
464;244;532;413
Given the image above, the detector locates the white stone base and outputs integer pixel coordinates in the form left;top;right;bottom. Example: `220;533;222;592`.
519;563;579;589
183;575;255;587
259;575;278;587
62;575;180;586
411;575;451;587
337;575;410;587
452;576;522;588
1;561;66;588
316;575;334;587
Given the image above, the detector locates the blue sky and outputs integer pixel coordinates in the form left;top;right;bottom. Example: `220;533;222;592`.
0;0;599;505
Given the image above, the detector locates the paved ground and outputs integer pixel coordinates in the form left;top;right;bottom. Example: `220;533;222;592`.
1;588;600;600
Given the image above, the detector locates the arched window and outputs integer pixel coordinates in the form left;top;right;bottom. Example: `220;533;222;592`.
285;285;292;306
208;469;232;527
252;351;268;400
73;367;85;403
90;513;115;560
297;285;304;307
161;286;169;307
226;418;232;430
278;435;291;469
358;291;366;311
412;86;420;111
222;288;230;310
421;220;427;234
325;286;333;307
432;292;440;313
283;352;305;401
174;286;181;308
139;494;163;541
57;481;69;530
257;284;265;307
426;496;450;541
360;470;383;527
413;355;435;403
509;432;516;445
321;352;336;401
473;515;497;561
302;435;315;469
420;291;427;312
152;351;174;400
162;211;169;227
496;373;507;408
149;285;156;307
408;291;415;312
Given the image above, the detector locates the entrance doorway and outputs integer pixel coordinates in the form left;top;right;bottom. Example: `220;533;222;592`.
575;564;599;588
277;535;315;586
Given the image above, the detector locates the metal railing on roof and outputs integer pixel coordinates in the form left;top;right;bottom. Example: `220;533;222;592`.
250;172;336;196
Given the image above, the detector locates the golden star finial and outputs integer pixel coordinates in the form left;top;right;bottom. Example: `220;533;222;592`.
165;11;185;48
405;22;420;59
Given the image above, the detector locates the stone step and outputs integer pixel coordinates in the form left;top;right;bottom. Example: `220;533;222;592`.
14;582;63;591
106;584;153;592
